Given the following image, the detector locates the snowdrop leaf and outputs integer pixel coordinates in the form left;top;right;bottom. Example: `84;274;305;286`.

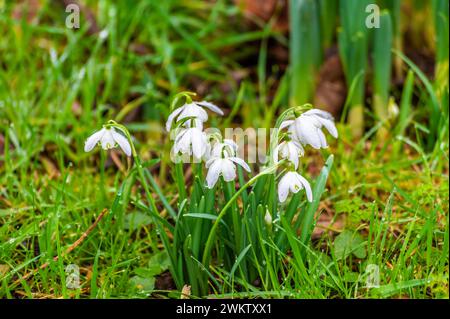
128;276;155;296
298;155;334;258
141;158;161;168
148;250;171;274
184;213;218;221
334;230;367;260
124;211;152;231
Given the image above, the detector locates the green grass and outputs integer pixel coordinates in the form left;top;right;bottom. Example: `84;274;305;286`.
0;1;448;299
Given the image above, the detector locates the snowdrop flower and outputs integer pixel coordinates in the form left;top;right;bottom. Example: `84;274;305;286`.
209;139;238;158
278;171;312;203
280;109;338;149
173;127;208;159
205;156;251;188
166;101;224;131
84;127;132;157
273;139;304;169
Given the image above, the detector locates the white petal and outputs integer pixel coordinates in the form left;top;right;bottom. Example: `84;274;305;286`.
185;118;204;130
203;142;212;161
223;139;238;151
296;173;313;202
100;129;116;150
174;128;187;143
179;103;208;123
317;129;328;148
279;120;294;130
191;129;206;159
304;108;334;120
210;144;220;158
221;159;236;182
229;157;251;172
166;106;184;131
196;101;224;115
279;142;289;158
292;140;305;156
288;125;300;142
296;119;322;149
206;159;221;188
84;128;106;152
111;129;132;156
277;174;291;202
272;144;281;164
316;117;338;138
288;175;303;194
174;129;191;154
205;158;215;168
287;143;299;169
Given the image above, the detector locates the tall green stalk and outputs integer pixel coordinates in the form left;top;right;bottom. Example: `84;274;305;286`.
432;0;449;98
373;10;393;137
338;0;371;138
379;0;402;79
289;0;322;105
318;0;338;50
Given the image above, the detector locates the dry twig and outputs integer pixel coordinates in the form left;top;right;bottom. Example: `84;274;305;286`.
14;209;108;285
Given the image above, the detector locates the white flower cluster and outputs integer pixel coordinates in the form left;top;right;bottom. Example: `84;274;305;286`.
84;100;338;205
274;109;338;203
166;100;250;189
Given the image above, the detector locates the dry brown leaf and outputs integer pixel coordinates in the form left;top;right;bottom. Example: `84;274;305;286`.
11;0;42;23
0;264;10;275
314;51;346;117
235;0;288;32
41;156;61;179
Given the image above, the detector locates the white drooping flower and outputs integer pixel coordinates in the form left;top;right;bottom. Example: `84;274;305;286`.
166;101;224;131
280;109;338;149
173;127;208;159
209;139;238;158
84;127;132;157
273;139;304;169
277;171;313;203
205;156;251;188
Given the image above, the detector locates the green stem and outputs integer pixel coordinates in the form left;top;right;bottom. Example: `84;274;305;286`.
109;121;182;288
201;166;278;267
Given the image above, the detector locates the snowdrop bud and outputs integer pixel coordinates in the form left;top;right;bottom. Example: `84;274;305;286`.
388;97;399;119
264;210;273;226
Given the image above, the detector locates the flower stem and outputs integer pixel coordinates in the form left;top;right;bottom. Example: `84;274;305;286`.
109;121;182;288
201;165;278;267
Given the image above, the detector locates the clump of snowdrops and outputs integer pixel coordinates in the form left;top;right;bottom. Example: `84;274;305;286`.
84;91;336;296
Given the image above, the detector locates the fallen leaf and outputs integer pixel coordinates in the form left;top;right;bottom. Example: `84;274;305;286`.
0;264;9;275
